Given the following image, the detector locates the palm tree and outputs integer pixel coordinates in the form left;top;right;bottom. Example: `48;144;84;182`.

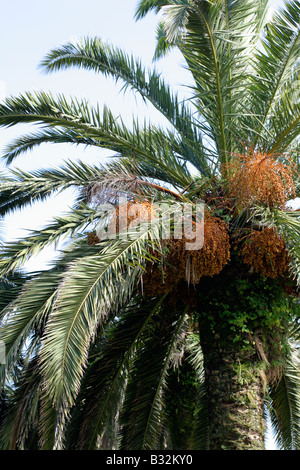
0;0;300;450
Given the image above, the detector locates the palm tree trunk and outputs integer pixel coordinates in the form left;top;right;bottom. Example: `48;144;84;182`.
200;331;266;450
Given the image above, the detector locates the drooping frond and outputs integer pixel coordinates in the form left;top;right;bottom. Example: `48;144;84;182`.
134;0;170;20
185;331;208;450
0;157;188;222
251;0;300;148
137;0;269;161
0;270;61;385
0;357;41;450
120;305;188;450
0;272;28;313
38;205;184;442
39;37;212;175
0;204;105;276
0;92;194;187
266;69;300;152
268;325;300;450
65;295;168;450
0;161;95;216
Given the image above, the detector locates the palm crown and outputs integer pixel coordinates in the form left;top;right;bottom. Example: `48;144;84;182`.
0;0;300;450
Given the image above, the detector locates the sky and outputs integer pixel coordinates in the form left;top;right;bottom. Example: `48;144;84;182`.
0;0;295;449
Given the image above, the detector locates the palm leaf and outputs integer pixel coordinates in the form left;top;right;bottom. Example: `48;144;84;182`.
0;92;192;187
0;357;41;450
0;271;61;385
38;218;165;437
65;295;168;450
0;204;107;276
268;325;300;450
251;0;300;147
153;0;269;160
134;0;170;19
120;305;188;450
185;331;208;450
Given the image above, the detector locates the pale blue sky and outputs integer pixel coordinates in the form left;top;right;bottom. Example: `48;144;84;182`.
0;0;290;450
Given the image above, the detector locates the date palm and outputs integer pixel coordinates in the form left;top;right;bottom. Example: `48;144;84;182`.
0;0;300;450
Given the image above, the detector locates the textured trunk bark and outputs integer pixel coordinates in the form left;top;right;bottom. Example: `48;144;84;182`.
200;334;266;450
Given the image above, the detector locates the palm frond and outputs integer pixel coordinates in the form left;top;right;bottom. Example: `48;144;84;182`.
268;326;300;450
156;0;269;160
134;0;170;20
38;220;165;440
40;37;212;175
251;0;300;147
0;272;28;313
185;331;208;450
0;203;109;276
266;69;300;152
0;270;61;386
153;21;175;60
120;305;188;450
0;92;193;187
2;127;106;164
66;295;168;450
0;357;41;450
0;160;94;216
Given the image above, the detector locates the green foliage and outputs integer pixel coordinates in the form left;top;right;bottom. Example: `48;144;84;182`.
198;261;300;348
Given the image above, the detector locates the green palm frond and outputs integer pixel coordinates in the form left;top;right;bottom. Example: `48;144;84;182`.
2;128;105;164
0;357;41;450
0;161;94;216
185;331;208;450
65;295;167;450
0;157;189;221
147;0;269;160
0;204;105;276
267;70;300;152
251;0;300;147
0;92;193;187
39;38;192;133
0;242;103;388
134;0;170;20
268;325;300;450
0;270;61;385
153;21;175;60
40;37;212;175
120;305;188;450
38;217;167;435
0;273;28;313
